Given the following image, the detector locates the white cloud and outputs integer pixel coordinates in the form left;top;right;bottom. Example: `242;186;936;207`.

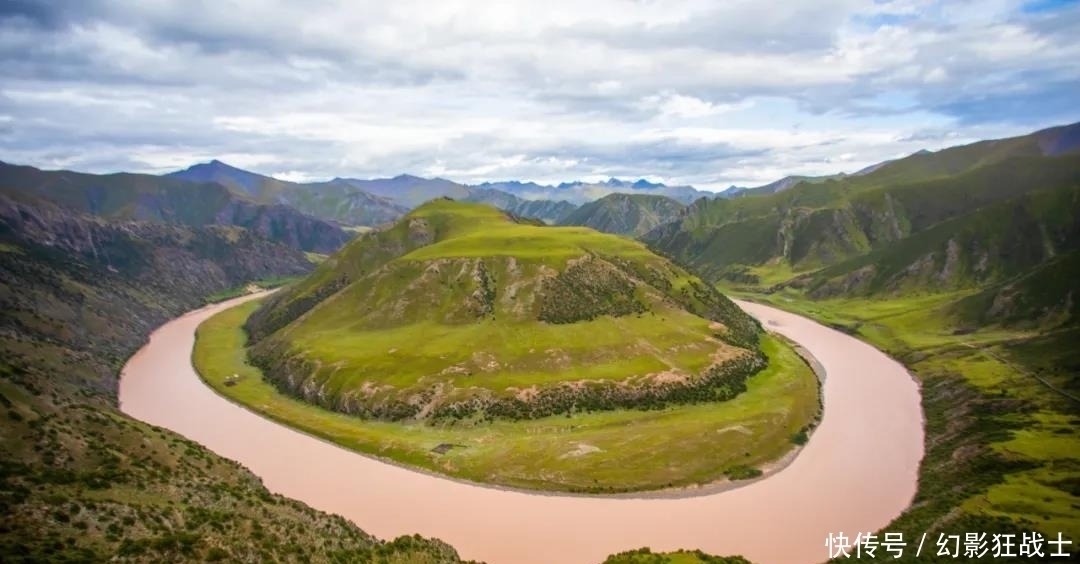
0;0;1078;189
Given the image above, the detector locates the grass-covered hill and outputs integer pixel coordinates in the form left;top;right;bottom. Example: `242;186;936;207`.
1;161;351;253
0;195;479;563
559;193;686;236
245;199;765;422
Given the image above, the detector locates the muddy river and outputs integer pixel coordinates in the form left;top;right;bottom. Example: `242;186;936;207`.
119;294;923;564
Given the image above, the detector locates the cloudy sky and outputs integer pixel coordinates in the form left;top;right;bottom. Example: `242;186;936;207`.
1;0;1078;190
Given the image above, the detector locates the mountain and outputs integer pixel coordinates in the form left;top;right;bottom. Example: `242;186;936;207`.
333;174;471;208
475;178;712;205
558;193;686;236
168;160;409;226
244;199;764;422
167;159;292;197
726;174;846;198
791;183;1080;320
0;195;473;562
644;122;1080;283
1;162;351;253
462;187;578;223
168;162;713;217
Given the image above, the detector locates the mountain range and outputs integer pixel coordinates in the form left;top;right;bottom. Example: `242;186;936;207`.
475;178;711;205
169;161;717;225
0;161;351;253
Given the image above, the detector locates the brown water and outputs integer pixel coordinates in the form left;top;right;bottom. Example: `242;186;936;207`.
119;295;923;564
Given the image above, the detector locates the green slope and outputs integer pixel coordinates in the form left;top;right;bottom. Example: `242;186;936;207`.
645;122;1080;281
247;199;765;422
559;193;686;236
796;184;1080;309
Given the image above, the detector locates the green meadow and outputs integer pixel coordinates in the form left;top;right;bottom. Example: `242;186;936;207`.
193;299;820;493
731;287;1080;544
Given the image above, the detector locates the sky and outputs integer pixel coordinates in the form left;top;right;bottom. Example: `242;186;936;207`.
1;0;1079;191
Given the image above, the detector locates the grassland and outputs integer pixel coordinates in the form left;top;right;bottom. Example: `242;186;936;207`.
290;301;725;391
728;286;1080;549
403;199;654;264
193;299;819;493
204;275;305;304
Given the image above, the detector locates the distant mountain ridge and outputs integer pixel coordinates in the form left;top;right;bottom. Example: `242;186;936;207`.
462;187;578;223
0;162;351;253
168;161;709;221
477;177;710;205
168;160;409;226
559;193;685;236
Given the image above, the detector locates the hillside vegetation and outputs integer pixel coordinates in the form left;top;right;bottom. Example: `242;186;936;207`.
0;196;476;563
193;199;821;493
200;302;818;492
664;122;1080;555
246;199;765;422
645;123;1080;284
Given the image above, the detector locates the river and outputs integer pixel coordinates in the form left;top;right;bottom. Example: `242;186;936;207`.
119;294;923;564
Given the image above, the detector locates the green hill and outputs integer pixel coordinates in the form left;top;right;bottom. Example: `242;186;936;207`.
246;199;765;422
795;184;1080;310
559;193;686;236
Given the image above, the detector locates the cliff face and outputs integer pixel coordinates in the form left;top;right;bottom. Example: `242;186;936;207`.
0;162;352;253
0;195;315;397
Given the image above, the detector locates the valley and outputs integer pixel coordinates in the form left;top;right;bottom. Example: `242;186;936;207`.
5;2;1080;562
120;289;921;564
